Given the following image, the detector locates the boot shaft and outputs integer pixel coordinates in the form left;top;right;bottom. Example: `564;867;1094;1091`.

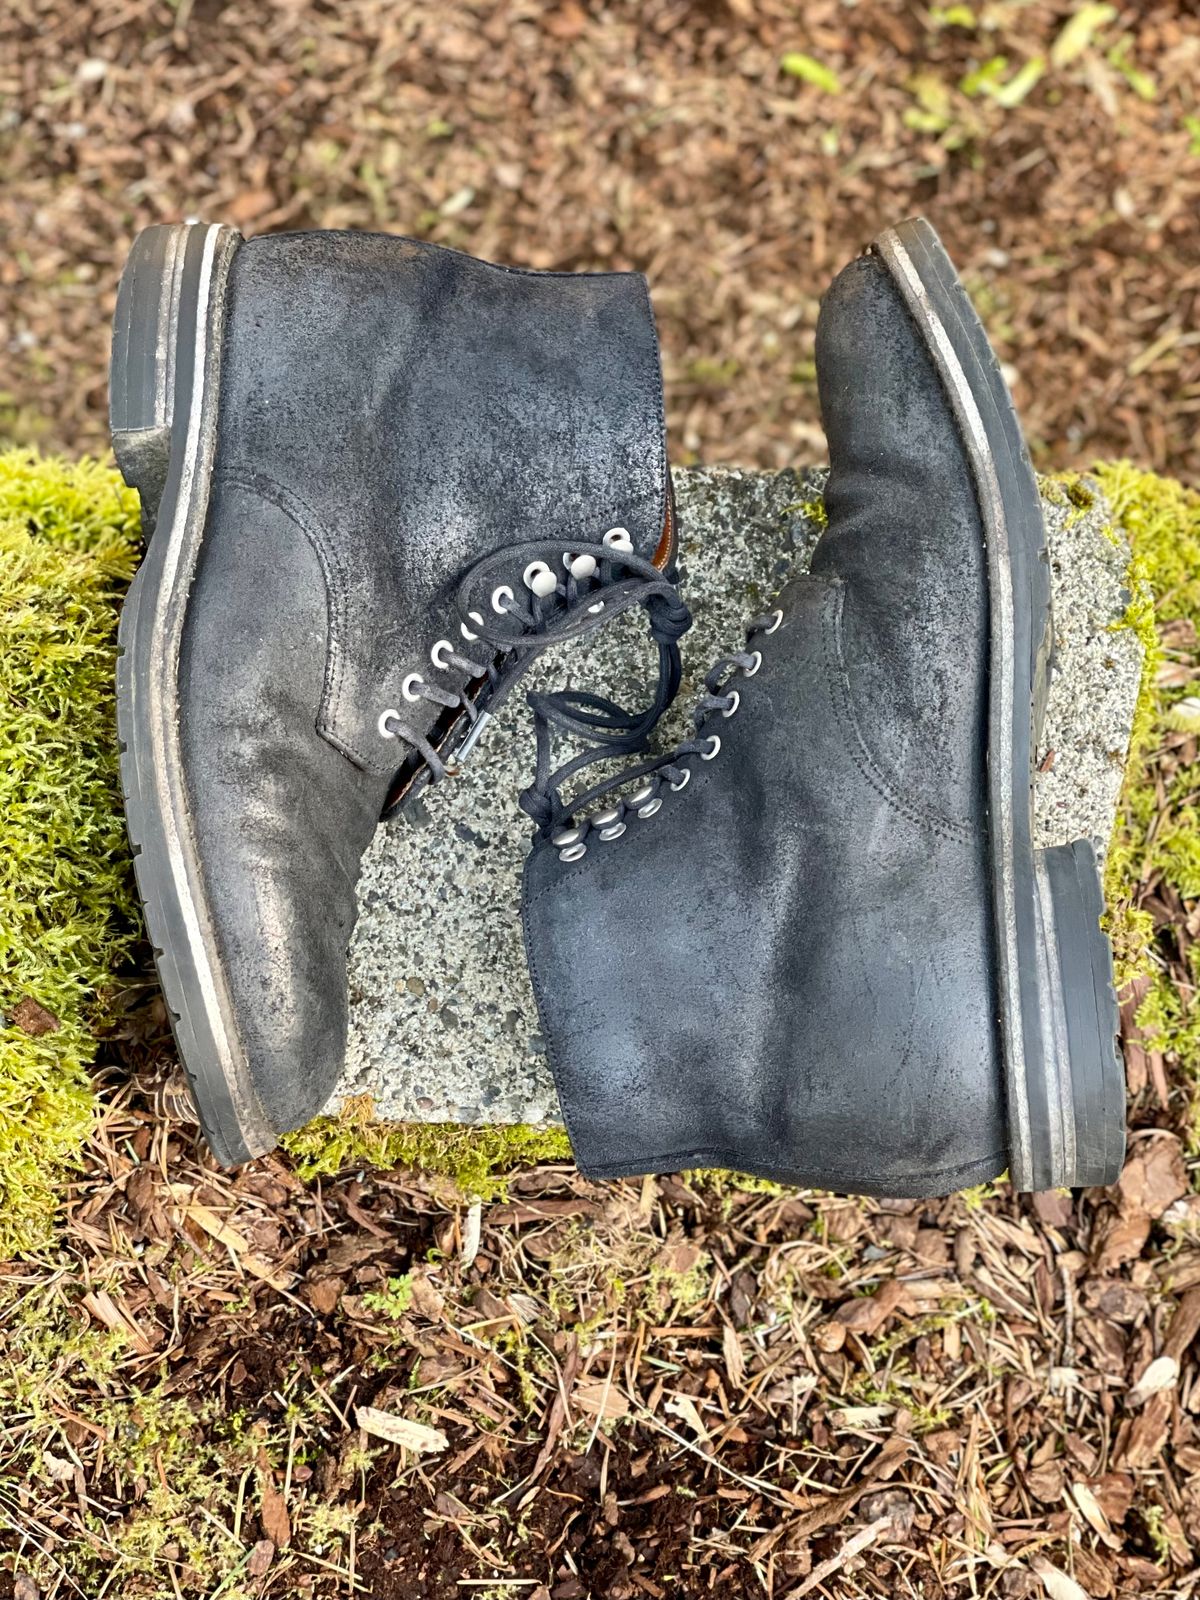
214;229;676;777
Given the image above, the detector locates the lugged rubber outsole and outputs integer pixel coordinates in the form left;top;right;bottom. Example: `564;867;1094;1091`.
111;221;272;1169
872;218;1124;1193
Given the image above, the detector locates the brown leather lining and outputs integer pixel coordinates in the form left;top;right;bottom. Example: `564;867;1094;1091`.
653;484;675;570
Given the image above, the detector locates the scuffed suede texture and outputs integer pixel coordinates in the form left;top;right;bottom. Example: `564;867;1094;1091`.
811;253;988;830
523;575;1005;1196
523;247;1008;1196
218;231;670;776
178;481;386;1136
175;232;669;1139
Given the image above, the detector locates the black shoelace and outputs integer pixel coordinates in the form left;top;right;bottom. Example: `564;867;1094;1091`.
534;607;785;856
378;530;692;819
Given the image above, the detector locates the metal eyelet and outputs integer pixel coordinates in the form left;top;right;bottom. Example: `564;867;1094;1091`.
628;782;657;809
566;552;597;580
744;650;763;677
431;639;454;669
700;735;721;761
523;561;557;598
491;584;514;614
637;798;663;819
764;608;784;635
669;768;691;792
722;690;740;719
603;527;633;553
591;805;627;842
378;709;400;739
559;843;587;863
460;610;484;642
551;823;586;848
401;673;425;703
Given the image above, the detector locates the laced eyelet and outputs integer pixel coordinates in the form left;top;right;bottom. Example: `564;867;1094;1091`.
401;673;425;703
491;584;514;614
460;611;484;642
431;639;454;669
637;797;663;819
670;768;691;792
722;690;740;719
566;552;597;580
700;735;721;761
603;527;634;553
523;561;558;598
378;709;399;739
744;650;763;677
598;821;627;841
764;608;784;635
559;843;587;863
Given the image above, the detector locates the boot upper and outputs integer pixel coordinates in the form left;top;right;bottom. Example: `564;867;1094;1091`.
523;249;1009;1196
811;252;989;830
178;232;674;1139
213;231;673;776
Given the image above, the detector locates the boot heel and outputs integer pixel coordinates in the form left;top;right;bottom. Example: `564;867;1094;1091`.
109;223;200;534
1027;839;1125;1190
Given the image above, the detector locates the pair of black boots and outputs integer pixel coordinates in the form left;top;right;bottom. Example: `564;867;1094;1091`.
110;217;1124;1197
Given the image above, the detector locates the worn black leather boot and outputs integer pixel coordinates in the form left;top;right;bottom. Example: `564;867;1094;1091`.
111;223;685;1166
523;218;1125;1196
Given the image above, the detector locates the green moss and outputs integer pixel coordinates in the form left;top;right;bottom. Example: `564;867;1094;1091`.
280;1095;572;1196
1063;475;1097;511
0;449;141;1256
782;493;828;531
1094;462;1200;1145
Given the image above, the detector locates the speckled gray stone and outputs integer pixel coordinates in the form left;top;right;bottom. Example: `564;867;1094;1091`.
326;467;1142;1128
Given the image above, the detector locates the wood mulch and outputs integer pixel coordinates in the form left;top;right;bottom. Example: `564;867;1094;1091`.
0;1;1198;482
2;948;1198;1599
2;2;1200;1595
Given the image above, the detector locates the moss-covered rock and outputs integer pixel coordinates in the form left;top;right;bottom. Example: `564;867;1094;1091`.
281;1095;571;1195
0;446;1196;1246
0;451;140;1256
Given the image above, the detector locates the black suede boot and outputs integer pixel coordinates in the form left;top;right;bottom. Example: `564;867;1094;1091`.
111;223;686;1166
522;218;1125;1197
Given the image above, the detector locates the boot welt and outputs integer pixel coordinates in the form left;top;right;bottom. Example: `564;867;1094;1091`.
112;221;273;1168
872;219;1124;1192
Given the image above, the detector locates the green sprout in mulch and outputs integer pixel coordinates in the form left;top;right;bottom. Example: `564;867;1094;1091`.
0;450;141;1257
